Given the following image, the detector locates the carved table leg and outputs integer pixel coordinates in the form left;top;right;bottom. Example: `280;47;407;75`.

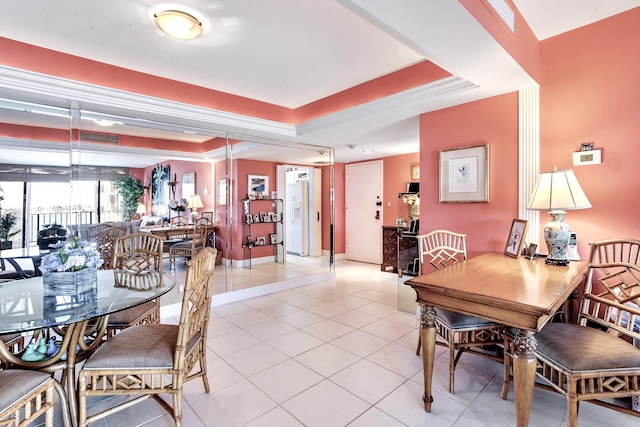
512;330;537;427
419;302;437;412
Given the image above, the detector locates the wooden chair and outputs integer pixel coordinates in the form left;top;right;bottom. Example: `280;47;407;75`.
84;223;112;244
501;239;640;425
78;248;217;427
416;230;505;393
106;233;164;338
96;226;126;270
169;224;207;269
0;370;66;427
170;215;189;227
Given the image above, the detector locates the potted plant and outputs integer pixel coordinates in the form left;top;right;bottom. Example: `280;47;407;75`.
0;211;18;250
114;175;145;221
0;185;19;250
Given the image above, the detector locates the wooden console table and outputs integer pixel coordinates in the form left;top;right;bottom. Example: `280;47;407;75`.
405;252;587;426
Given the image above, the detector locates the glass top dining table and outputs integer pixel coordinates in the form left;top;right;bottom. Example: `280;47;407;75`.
0;269;176;427
0;269;176;335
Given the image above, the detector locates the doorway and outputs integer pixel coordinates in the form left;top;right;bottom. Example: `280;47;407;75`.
277;166;322;258
345;161;383;264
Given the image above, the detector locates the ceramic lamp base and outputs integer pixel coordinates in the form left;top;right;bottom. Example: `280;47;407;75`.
543;210;571;266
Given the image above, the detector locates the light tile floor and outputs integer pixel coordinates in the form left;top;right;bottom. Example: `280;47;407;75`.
54;260;639;426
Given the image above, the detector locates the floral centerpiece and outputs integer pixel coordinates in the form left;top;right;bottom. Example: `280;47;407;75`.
39;237;103;296
168;198;189;212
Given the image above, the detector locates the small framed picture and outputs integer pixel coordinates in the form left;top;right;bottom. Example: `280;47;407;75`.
246;214;253;224
504;219;528;259
256;236;266;246
260;212;269;222
411;165;420;181
253;213;260;223
525;243;538;260
269;233;278;245
270;212;278;222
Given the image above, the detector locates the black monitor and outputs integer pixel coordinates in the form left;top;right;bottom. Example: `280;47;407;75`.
407;182;419;193
409;219;419;234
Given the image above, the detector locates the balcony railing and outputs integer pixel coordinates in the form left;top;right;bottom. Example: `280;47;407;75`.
27;211;94;245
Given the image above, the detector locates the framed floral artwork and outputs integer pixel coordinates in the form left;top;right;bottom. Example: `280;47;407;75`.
439;144;488;203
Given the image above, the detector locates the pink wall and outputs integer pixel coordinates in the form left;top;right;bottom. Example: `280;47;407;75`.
420;93;519;258
380;153;420;226
538;9;640;255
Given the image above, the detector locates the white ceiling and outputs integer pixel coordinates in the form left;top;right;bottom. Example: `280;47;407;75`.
0;0;638;167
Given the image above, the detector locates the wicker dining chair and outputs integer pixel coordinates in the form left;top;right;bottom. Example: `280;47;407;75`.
0;370;61;427
416;230;505;393
105;233;164;338
96;226;127;271
84;223;112;244
502;239;640;425
169;224;207;269
170;215;189;227
78;248;217;427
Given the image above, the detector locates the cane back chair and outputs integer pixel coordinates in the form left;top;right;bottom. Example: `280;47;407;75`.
0;370;71;427
502;239;640;425
106;233;164;338
96;226;127;271
169;224;207;269
78;248;217;427
417;230;505;393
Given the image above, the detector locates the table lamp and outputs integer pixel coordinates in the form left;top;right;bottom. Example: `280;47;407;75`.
528;168;591;266
135;203;146;217
188;194;204;222
156;204;169;224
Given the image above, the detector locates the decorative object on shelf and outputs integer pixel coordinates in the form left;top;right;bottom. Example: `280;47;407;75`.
528;168;591;266
439;144;489;203
504;219;528;259
39;237;102;295
188;194;203;222
401;193;420;220
248;175;269;199
256;236;266;246
270;233;278;245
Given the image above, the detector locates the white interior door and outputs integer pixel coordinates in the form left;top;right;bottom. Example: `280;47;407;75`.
345;161;383;264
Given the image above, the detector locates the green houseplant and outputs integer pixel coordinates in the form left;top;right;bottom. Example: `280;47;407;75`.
0;185;19;249
114;175;145;221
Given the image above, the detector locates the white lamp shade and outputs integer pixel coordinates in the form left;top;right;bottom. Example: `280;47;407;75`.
188;194;204;209
156;204;168;216
136;203;146;215
528;169;591;211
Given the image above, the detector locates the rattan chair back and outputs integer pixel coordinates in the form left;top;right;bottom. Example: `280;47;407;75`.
113;232;163;272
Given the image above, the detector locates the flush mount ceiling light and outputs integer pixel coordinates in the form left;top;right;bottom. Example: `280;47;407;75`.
154;10;203;40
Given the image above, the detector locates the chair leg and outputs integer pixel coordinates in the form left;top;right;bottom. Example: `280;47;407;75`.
416;334;421;356
566;382;579;427
449;337;456;394
200;352;210;393
501;335;512;400
172;391;183;427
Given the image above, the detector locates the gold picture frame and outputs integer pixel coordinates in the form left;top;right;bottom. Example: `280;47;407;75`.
439;144;488;203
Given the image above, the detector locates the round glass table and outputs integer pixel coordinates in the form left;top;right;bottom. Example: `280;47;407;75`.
0;269;176;426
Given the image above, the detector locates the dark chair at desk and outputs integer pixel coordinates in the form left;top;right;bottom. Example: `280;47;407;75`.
417;230;505;394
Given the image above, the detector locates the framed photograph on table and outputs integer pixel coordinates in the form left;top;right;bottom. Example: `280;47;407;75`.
248;175;268;198
256;236;266;246
439;144;488;203
504;219;528;259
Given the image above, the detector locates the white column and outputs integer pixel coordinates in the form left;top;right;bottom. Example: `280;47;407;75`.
518;86;540;246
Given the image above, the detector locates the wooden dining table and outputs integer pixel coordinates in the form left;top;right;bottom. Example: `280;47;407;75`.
0;269;176;427
405;252;587;427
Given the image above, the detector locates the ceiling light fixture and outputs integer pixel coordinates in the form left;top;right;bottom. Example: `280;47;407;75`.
154;10;203;40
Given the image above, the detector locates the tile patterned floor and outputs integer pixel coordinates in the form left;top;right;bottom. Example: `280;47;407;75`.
52;260;639;426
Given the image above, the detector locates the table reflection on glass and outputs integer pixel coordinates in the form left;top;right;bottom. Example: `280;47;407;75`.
0;269;176;426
